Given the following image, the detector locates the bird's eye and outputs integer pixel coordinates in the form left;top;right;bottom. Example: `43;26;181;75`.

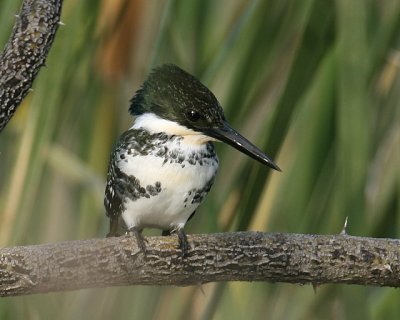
186;109;201;122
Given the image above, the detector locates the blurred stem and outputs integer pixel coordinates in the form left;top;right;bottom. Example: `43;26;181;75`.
200;283;226;320
334;0;369;233
148;0;173;69
236;0;335;230
0;101;38;245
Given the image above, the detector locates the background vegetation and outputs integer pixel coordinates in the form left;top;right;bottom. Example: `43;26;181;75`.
0;0;399;319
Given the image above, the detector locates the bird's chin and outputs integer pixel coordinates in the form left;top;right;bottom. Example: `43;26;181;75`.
182;134;216;145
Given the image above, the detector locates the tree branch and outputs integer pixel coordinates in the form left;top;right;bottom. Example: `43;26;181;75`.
0;0;63;132
0;232;399;297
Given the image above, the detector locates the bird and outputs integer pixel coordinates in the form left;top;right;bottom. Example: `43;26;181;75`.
104;64;280;255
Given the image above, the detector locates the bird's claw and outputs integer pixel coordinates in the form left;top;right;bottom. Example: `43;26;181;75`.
162;228;190;258
177;229;190;258
126;227;147;256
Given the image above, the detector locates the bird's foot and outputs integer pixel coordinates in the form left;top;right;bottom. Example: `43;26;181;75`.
106;231;117;238
126;227;147;255
177;229;189;257
106;217;120;237
164;228;190;258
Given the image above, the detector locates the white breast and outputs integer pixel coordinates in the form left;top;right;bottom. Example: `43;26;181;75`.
118;139;218;231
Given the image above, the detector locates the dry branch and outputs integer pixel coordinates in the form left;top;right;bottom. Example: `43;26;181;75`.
0;232;399;297
0;0;63;132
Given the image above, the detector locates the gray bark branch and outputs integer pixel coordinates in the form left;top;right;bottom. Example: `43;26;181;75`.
0;232;399;297
0;0;63;132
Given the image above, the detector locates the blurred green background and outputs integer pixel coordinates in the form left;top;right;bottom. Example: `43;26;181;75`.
0;0;399;319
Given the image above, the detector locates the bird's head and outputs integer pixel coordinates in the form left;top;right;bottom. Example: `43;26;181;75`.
129;64;280;171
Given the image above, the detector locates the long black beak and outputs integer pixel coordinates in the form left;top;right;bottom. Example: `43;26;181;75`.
204;122;281;171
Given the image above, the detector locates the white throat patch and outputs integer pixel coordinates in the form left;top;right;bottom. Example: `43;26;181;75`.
131;113;215;145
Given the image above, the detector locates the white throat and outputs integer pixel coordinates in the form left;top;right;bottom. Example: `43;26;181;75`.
131;113;215;145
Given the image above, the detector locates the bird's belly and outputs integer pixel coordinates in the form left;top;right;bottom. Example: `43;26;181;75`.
119;153;218;230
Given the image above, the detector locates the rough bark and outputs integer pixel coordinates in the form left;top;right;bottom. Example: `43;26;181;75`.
0;0;63;132
0;232;399;297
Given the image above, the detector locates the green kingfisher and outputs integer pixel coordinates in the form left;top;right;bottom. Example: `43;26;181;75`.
104;64;280;254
